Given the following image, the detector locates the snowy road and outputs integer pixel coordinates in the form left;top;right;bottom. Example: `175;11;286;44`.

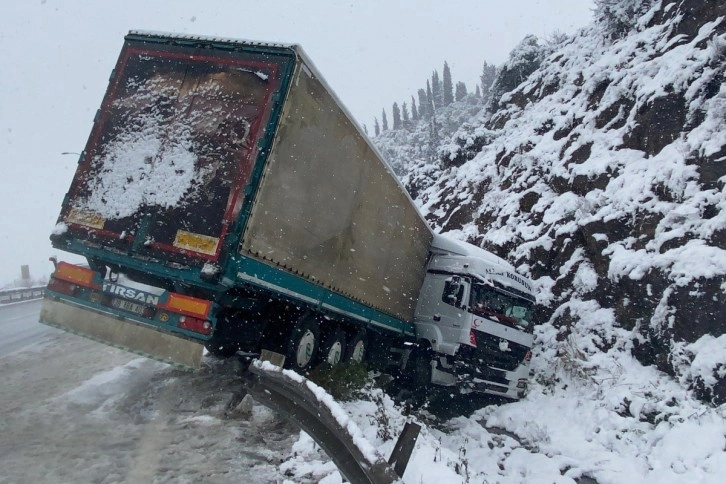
0;302;304;484
0;300;59;357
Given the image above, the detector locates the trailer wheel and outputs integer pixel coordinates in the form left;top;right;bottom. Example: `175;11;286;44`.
318;328;346;365
285;316;320;372
345;330;368;363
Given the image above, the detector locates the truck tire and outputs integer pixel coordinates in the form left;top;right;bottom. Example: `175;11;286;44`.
409;348;434;388
204;341;239;358
318;328;346;365
345;330;368;363
285;316;320;372
397;347;434;407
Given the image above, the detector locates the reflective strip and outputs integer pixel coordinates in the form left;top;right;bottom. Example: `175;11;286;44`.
321;303;367;322
237;272;318;305
173;230;219;256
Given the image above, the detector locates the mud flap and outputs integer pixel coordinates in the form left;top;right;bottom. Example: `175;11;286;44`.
39;297;203;369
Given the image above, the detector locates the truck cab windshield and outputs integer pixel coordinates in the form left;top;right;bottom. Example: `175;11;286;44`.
469;283;533;333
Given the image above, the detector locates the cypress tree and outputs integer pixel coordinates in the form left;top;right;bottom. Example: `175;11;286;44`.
443;61;454;105
480;61;497;101
431;70;442;108
426;80;434;113
411;96;418;121
455;81;467;101
475;85;481;98
381;108;388;131
374;118;380;136
392;102;401;129
417;88;428;118
402;101;409;125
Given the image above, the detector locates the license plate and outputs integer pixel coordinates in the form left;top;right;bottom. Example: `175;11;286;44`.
111;298;147;315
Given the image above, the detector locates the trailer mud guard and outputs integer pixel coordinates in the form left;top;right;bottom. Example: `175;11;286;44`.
39;297;204;369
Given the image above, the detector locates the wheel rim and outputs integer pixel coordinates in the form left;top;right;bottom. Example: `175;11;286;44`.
350;340;365;362
326;341;342;365
296;329;315;368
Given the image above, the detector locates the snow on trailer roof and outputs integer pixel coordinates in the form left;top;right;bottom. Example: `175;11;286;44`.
127;30;298;50
432;233;515;269
430;233;535;299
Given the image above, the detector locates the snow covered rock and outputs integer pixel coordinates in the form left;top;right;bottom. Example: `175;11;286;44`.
380;0;726;404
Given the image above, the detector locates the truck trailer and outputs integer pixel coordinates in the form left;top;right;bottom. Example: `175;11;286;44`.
41;31;535;400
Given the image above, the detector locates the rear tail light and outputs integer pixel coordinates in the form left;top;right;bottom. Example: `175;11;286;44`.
178;315;212;335
524;350;532;362
469;329;477;347
47;278;79;296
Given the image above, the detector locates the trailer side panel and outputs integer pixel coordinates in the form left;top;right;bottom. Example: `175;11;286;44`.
241;62;432;322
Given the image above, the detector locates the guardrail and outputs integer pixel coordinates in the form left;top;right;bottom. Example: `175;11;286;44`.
244;361;420;484
0;287;45;304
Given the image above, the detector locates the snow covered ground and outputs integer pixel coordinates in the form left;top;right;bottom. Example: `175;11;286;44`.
1;301;724;483
0;313;301;483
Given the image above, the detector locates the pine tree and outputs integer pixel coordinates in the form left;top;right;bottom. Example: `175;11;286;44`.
374;118;380;136
392;102;401;129
443;61;454;106
411;96;418;121
381;108;388;131
402;101;409;125
431;70;442;108
418;88;428;118
455;81;467;101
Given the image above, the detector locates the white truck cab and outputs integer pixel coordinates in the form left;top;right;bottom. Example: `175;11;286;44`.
413;234;535;399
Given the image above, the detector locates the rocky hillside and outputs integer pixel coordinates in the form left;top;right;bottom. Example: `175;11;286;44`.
376;0;726;404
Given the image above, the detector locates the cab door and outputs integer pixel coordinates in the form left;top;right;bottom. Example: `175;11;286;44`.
414;273;472;355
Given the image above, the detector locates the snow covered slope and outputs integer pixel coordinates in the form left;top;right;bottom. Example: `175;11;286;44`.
377;0;726;405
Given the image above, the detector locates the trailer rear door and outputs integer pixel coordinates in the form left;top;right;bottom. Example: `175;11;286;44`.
59;37;289;265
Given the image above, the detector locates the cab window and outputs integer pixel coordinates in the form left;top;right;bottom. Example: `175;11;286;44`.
442;278;465;308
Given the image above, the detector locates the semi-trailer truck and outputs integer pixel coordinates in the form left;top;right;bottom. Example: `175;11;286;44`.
41;31;535;400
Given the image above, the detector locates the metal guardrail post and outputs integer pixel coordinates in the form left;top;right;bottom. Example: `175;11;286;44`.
388;421;421;477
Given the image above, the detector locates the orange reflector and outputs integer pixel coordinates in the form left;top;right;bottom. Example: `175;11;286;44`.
161;293;211;319
54;262;98;288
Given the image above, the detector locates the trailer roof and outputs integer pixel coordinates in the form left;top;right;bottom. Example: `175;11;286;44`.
128;30;299;50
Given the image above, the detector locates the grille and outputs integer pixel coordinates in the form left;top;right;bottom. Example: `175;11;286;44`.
463;332;528;372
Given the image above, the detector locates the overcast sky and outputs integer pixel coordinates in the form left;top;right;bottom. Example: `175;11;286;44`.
0;0;593;286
